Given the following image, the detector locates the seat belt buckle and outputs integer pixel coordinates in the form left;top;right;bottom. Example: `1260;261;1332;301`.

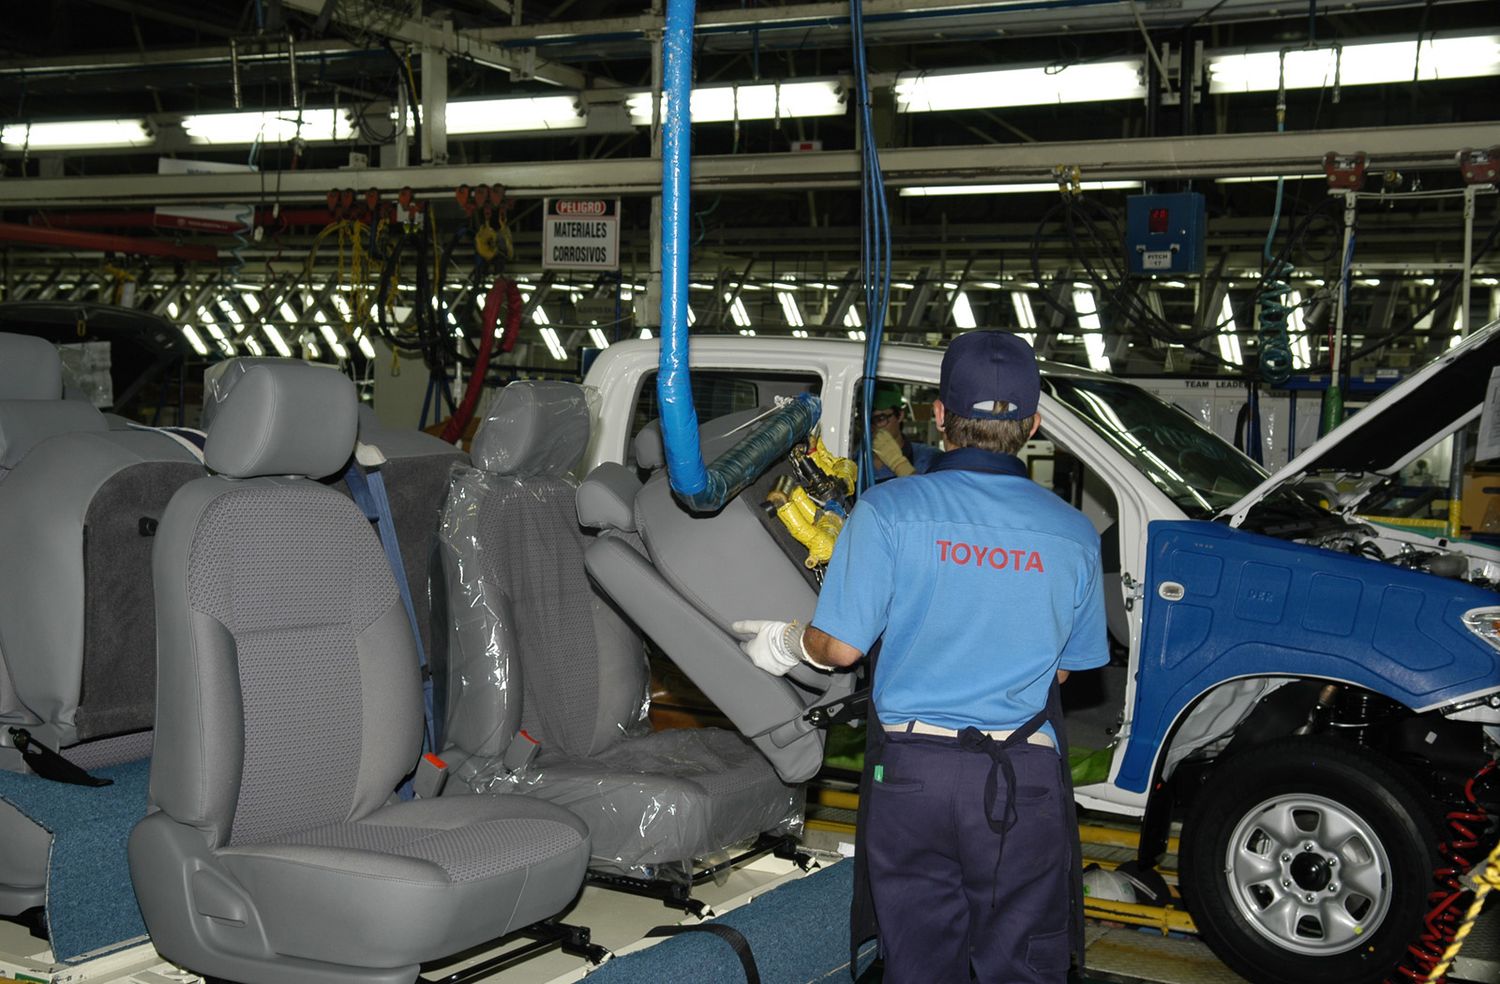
413;752;448;798
502;730;540;774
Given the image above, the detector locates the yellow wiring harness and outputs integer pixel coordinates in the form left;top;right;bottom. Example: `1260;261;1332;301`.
766;440;858;569
1425;835;1500;982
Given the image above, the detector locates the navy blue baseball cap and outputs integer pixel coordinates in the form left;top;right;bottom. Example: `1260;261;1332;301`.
939;331;1040;421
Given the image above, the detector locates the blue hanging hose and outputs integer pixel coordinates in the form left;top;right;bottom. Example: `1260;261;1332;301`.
656;0;821;513
851;0;892;494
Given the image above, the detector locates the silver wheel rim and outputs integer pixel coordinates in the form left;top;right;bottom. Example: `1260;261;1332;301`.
1222;793;1394;955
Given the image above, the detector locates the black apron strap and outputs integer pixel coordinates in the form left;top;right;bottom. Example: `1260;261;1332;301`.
645;924;760;984
1041;679;1086;973
849;641;882;979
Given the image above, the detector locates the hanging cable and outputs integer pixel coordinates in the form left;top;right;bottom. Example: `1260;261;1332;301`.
850;0;892;493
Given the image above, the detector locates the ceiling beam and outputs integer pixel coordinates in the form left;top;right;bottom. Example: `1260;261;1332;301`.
78;0;239;39
279;0;589;90
472;0;1443;45
0;123;1486;209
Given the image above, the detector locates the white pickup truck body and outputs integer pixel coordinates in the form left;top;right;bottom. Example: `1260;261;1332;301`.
579;330;1500;984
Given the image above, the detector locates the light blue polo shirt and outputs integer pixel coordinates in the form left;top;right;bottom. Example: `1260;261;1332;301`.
812;447;1109;737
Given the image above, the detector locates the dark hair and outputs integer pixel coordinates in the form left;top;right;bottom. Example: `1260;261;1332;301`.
942;413;1035;455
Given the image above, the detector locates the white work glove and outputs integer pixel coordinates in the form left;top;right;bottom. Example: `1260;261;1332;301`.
731;619;810;676
872;429;916;477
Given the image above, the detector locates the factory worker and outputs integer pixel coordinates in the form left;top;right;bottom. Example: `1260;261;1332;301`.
734;331;1108;983
870;383;939;481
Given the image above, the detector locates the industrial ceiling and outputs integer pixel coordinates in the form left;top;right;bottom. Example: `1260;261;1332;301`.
0;0;1496;375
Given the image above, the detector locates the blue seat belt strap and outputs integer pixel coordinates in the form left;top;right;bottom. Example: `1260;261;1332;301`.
343;460;439;761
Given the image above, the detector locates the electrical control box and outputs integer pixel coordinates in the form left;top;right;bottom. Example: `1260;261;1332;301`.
1125;192;1207;276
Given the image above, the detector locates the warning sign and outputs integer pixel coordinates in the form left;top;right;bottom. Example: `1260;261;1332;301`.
542;198;620;271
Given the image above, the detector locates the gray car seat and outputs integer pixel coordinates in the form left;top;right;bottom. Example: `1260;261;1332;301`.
581;412;858;784
128;361;590;984
0;334;197;916
434;381;801;878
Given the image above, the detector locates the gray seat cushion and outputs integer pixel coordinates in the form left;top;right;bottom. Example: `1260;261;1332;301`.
517;728;800;874
219;796;588;967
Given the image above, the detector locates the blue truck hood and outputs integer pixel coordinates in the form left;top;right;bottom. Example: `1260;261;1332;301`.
1114;519;1500;794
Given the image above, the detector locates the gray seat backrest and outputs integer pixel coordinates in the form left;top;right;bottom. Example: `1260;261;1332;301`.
0;333;108;480
436;381;646;768
150;361;422;844
633;408;819;632
206;360;466;660
582;410;860;783
0;333;196;745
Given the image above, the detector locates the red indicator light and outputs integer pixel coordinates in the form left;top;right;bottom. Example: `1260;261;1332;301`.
1149;207;1170;234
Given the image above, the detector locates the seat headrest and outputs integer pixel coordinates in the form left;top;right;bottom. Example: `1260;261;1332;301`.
202;357;319;432
632;421;665;470
471;380;590;477
577;462;641;532
0;334;63;400
203;361;358;479
631;406;775;474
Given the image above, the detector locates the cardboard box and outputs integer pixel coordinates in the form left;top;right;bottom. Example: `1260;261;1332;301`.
1462;471;1500;534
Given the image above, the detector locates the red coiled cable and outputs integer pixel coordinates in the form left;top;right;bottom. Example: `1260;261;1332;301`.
440;276;521;444
1392;760;1494;983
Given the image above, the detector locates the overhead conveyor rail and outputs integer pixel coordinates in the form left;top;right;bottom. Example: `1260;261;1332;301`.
0;123;1491;208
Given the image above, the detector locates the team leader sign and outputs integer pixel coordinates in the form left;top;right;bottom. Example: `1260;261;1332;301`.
542;198;620;271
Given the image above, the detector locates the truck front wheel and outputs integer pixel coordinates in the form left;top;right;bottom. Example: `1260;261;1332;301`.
1180;736;1439;984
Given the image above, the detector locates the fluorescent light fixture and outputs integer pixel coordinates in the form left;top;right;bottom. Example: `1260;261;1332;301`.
1011;292;1038;331
628;80;844;125
792;329;810;338
179;326;210;356
1215;174;1325;184
318;323;349;359
0;118;151;150
589;328;610;348
900;181;1141;197
204;322;227;340
538;326;568;361
241;292;261;314
1288;291;1311;368
639;328;654;339
847;329;867;341
1207;35;1500;94
844;305;862;328
1072;285;1110;372
738;328;757;336
243;336;264;356
778;292;806;328
218;301;243;325
895;59;1145;112
952;291;978;330
262;324;293;358
280;303;299;323
686;306;696;327
445;96;586;134
725;293;752;328
353;329;376;359
305;338;322;359
166;302;180;319
1218;293;1242;366
183;108;353;145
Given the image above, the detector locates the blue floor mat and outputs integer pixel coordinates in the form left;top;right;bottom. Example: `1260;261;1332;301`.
0;759;150;963
588;860;877;984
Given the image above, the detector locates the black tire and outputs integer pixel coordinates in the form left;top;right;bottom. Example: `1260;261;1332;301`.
1180;736;1440;984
